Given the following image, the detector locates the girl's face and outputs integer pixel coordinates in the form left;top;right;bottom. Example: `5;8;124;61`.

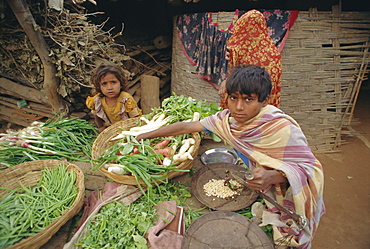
227;92;268;123
99;73;121;100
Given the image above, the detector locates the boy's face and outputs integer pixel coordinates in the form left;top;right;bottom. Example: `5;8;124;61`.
227;92;268;123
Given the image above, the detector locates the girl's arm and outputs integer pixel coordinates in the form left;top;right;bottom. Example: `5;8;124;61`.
136;121;204;141
95;116;106;133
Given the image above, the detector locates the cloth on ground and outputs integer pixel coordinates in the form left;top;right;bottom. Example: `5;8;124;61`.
146;200;184;249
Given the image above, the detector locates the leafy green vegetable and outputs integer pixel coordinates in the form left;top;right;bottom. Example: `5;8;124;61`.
76;181;207;249
148;93;222;125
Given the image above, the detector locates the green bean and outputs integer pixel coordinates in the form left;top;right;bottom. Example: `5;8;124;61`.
0;164;78;247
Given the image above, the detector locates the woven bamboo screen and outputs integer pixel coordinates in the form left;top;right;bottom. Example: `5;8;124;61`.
171;8;370;152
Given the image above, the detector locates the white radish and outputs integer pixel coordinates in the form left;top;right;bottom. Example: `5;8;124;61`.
111;132;127;140
129;115;171;133
192;112;200;121
108;166;126;174
140;116;151;124
153;113;166;123
187;145;195;155
104;163;123;170
162;157;172;166
111;129;154;140
173;152;193;163
178;138;195;155
178;141;191;155
172;143;178;152
129;122;165;132
185;151;193;160
182;138;195;145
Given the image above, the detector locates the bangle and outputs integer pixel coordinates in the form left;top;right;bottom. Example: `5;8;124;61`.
277;170;287;178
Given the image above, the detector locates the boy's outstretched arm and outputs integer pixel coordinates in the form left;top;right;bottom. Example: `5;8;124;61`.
136;121;204;141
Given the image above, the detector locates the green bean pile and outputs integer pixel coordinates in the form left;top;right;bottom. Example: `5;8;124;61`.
0;117;98;169
0;165;79;248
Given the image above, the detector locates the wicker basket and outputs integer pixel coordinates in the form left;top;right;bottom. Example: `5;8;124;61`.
0;160;85;249
91;118;201;185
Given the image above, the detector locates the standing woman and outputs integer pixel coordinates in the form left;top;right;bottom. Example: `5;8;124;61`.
219;9;283;109
86;63;142;133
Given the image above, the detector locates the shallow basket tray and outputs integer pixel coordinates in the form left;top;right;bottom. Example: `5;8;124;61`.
0;159;85;249
91;117;201;185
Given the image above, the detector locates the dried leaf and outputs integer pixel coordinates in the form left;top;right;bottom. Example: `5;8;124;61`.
60;56;75;66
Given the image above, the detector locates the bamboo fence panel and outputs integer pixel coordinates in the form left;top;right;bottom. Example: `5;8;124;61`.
171;8;370;152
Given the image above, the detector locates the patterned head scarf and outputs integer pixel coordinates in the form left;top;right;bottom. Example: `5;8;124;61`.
226;9;282;107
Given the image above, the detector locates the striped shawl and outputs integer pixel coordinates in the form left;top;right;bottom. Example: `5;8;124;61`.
200;105;325;248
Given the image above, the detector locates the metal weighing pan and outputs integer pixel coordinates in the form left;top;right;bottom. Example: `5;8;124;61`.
191;163;258;211
200;148;238;165
182;210;274;249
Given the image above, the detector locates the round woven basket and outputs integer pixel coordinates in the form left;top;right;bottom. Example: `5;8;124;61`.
0;159;85;249
92;118;201;185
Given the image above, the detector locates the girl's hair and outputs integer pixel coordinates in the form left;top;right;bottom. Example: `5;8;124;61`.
91;64;128;95
226;64;272;102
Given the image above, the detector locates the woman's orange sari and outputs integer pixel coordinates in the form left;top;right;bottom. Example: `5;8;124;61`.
224;9;282;108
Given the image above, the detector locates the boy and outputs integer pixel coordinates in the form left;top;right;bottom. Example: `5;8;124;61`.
136;65;324;248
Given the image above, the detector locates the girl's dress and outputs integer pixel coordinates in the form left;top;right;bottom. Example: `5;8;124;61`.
86;91;142;127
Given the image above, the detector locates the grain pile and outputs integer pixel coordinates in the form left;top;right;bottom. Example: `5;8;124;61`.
203;179;243;199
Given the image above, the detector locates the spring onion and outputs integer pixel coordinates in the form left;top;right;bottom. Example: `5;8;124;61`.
0;117;98;170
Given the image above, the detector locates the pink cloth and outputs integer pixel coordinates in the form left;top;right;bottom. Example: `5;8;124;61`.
146;200;184;249
76;182;125;231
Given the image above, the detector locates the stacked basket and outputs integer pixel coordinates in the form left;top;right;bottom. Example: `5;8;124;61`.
0;159;85;249
91;117;201;185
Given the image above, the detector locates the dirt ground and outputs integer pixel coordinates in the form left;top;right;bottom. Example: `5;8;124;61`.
311;89;370;249
2;89;369;248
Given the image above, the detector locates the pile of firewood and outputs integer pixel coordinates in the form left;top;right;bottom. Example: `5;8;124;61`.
0;0;172;127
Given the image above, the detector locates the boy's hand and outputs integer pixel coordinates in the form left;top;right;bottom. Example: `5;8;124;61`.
246;167;287;191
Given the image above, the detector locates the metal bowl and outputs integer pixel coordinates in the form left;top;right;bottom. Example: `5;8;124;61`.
200;148;238;165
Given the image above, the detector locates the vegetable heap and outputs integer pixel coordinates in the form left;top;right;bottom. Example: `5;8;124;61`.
95;94;222;190
111;93;222;139
0;164;79;248
95;134;194;192
0;117;98;170
76;181;207;249
149;93;222;126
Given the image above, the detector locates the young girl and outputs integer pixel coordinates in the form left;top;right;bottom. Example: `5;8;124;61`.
86;63;142;133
